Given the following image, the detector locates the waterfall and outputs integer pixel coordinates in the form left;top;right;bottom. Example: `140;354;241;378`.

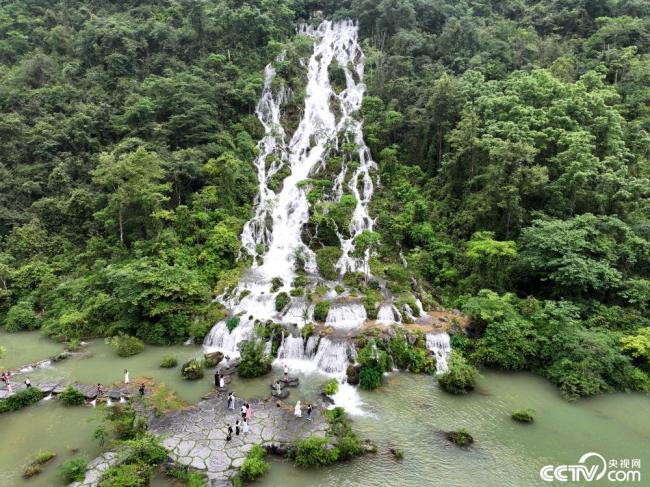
203;21;381;414
376;303;400;324
426;333;452;373
325;303;367;329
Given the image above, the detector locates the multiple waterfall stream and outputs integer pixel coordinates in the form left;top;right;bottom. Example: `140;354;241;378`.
204;20;450;411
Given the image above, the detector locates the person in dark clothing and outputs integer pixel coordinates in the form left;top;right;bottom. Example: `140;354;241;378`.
214;371;219;388
235;419;241;436
226;424;233;441
139;383;145;397
307;403;313;420
24;377;32;388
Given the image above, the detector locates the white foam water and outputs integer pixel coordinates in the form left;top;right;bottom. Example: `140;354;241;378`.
426;332;452;373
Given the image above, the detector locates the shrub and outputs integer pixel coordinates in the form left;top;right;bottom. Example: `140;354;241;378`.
57;458;88;483
511;408;536;423
181;359;204;380
58;386;86;406
408;348;436;375
316;247;342;280
359;366;383;390
271;277;284;292
239;445;269;482
67;338;82;351
160;355;178;368
275;292;290;312
313;301;330;322
336;433;363;460
290;287;303;297
108;405;145;440
34;451;57;465
146;383;187;416
226;316;240;332
4;300;39;331
110;335;144;357
123;434;167;465
0;387;45;413
99;462;151;487
447;428;474;447
390;448;404;460
301;322;315;339
238;340;272;378
290;436;339;467
323;378;339;396
438;351;479;395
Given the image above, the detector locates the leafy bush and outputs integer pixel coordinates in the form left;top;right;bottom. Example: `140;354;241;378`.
34;451;57;465
145;383;187;416
359;366;383;390
108;405;145;440
58;386;86;406
238;340;271;378
226;316;240;332
239;445;269;481
271;277;284;292
4;301;39;331
438;351;479;395
391;448;404;460
313;301;330;322
301;322;315;339
109;335;144;357
447;428;474;447
336;433;363;460
181;358;204;380
57;458;88;483
290;436;339;467
316;247;342;280
0;387;45;413
99;462;151;487
123;434;168;465
511;408;536;423
160;355;178;368
323;378;339;396
290;287;303;297
275;292;290;312
408;348;436;374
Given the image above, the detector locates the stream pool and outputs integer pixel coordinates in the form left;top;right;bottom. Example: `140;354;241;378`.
1;332;648;486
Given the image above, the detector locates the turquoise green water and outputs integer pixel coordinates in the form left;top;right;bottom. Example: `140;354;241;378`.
259;372;650;487
0;330;64;370
1;332;648;486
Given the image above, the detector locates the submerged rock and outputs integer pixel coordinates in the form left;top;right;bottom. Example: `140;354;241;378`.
346;364;360;385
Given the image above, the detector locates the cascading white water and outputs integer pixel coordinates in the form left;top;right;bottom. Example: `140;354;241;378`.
426;332;452;373
325;303;367;329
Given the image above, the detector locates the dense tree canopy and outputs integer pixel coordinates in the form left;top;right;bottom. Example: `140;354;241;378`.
1;0;649;397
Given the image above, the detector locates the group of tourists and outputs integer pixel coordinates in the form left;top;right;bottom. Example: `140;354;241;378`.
214;371;225;388
293;400;313;420
225;397;253;441
1;371;34;394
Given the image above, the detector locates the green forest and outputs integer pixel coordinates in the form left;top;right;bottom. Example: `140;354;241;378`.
1;0;649;399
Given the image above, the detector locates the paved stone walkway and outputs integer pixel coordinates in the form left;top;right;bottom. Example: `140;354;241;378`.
69;451;121;487
149;391;328;486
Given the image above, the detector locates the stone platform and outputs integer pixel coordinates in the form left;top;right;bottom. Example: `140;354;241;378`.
149;391;328;486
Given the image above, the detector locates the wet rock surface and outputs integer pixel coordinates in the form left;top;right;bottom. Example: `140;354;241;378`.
149;391;328;486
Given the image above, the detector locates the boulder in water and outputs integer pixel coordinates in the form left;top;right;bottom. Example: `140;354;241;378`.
272;388;289;399
447;429;474;447
204;351;224;368
280;376;299;387
346;364;360;385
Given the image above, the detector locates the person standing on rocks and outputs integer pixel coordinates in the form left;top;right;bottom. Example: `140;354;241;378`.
294;400;302;418
241;403;247;419
246;403;252;420
124;369;129;384
214;370;219;388
227;392;235;410
24;377;32;388
97;383;103;396
219;374;225;388
243;418;249;435
226;424;233;441
284;363;289;380
235;419;241;436
139;383;145;397
307;403;313;421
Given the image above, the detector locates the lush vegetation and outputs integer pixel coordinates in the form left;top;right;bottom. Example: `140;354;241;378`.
159;355;178;368
238;339;272;378
57;458;88;483
0;387;45;413
109;335;145;357
22;451;57;479
180;358;204;380
438;351;480;395
238;445;269;482
511;408;536;423
0;0;648;398
447;429;474;447
58;385;86;406
323;378;339;396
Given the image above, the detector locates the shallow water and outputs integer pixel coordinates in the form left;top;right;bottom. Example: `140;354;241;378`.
0;330;64;370
259;372;650;487
0;400;102;487
2;332;649;487
21;339;212;403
